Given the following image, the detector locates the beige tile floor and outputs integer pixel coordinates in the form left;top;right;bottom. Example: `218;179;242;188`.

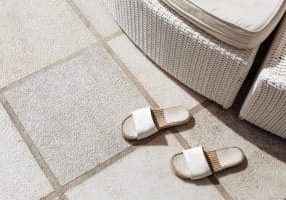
0;0;285;200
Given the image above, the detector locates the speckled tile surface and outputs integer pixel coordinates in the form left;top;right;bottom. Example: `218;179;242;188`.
179;104;286;200
0;0;96;88
4;46;148;184
66;146;224;200
0;104;52;199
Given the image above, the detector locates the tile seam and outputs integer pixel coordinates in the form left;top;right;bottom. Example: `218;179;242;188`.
0;31;122;94
42;100;213;195
65;0;158;107
171;100;233;200
102;28;234;200
172;127;233;200
89;14;234;200
61;146;136;192
40;146;137;199
0;43;96;93
103;19;233;200
45;1;232;199
39;191;58;200
65;0;101;39
104;31;123;41
0;94;63;197
64;0;154;107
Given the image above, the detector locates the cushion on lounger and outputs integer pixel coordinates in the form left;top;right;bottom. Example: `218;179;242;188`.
162;0;286;48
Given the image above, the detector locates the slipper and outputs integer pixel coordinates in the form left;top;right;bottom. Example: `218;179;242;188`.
171;146;245;180
122;106;190;140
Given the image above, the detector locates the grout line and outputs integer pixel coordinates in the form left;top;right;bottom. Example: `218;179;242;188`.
173;127;233;200
0;94;63;197
65;0;234;199
0;43;97;93
173;142;233;199
40;146;137;199
60;196;68;200
0;32;121;94
103;25;234;200
0;3;131;200
168;102;233;200
173;132;191;149
105;42;232;199
170;101;233;200
65;0;101;39
209;176;233;200
55;195;68;200
1;0;233;198
40;193;68;200
103;43;159;108
41;103;209;197
104;30;123;41
190;100;213;115
61;146;136;193
40;191;58;200
0;29;123;200
65;0;159;109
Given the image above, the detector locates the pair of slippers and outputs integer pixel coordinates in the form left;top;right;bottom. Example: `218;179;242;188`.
122;106;245;180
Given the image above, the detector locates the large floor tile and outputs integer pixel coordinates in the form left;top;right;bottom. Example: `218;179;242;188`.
66;146;223;200
0;103;52;199
180;104;286;200
4;46;148;184
72;0;120;37
109;35;205;109
0;0;96;88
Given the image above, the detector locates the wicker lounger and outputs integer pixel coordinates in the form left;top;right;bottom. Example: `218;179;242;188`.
240;17;286;139
103;0;258;108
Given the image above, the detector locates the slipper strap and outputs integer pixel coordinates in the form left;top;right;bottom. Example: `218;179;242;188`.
183;146;212;179
132;107;158;139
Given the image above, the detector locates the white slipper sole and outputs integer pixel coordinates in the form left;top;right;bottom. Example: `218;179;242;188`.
122;106;190;141
171;146;245;180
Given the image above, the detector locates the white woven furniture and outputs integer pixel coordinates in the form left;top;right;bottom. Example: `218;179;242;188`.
162;0;286;49
240;17;286;139
103;0;258;108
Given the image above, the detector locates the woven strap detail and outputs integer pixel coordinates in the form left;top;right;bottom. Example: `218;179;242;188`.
206;151;223;172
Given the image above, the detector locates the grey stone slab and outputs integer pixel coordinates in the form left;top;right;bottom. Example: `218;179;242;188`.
0;0;96;88
0;104;52;199
4;46;149;184
180;104;286;200
72;0;120;37
66;146;223;200
109;35;205;109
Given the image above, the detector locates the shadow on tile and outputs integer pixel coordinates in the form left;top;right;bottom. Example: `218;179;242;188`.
215;156;249;179
173;115;196;133
203;103;286;164
213;28;286;164
180;177;215;186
